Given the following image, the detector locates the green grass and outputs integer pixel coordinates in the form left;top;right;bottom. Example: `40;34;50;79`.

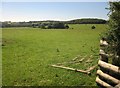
2;24;108;86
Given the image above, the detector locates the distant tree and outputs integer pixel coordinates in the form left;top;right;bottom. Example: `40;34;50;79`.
46;25;52;29
32;23;38;28
52;22;65;29
40;23;46;29
91;25;96;29
65;24;69;29
38;24;41;28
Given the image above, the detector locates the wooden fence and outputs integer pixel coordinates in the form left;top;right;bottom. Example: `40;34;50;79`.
96;40;120;88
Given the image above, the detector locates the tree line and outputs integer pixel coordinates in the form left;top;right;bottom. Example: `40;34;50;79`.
32;22;69;29
1;18;107;28
65;18;107;24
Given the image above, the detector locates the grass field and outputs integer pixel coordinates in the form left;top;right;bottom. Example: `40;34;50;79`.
2;24;108;86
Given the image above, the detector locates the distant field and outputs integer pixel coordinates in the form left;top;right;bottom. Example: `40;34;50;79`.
2;24;108;86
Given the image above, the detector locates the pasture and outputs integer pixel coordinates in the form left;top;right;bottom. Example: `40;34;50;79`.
2;24;108;86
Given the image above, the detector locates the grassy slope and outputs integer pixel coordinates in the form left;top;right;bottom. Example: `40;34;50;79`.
2;24;108;86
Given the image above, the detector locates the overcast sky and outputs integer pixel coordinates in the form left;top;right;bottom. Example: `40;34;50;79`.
1;2;109;22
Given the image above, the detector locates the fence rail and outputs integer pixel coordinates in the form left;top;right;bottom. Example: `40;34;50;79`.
96;40;120;88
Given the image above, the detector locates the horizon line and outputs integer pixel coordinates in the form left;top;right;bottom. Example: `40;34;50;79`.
1;17;108;22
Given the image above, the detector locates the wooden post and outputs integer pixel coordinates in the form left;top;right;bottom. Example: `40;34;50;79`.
97;70;120;85
99;49;108;62
98;60;120;74
99;39;108;63
96;76;113;88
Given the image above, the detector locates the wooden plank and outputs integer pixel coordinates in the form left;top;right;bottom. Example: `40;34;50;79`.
115;83;120;88
51;65;90;74
100;40;108;46
96;76;113;88
86;65;97;72
98;60;120;74
100;49;106;55
97;70;120;84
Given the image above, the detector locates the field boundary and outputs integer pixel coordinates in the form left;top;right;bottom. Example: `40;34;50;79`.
96;40;120;87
